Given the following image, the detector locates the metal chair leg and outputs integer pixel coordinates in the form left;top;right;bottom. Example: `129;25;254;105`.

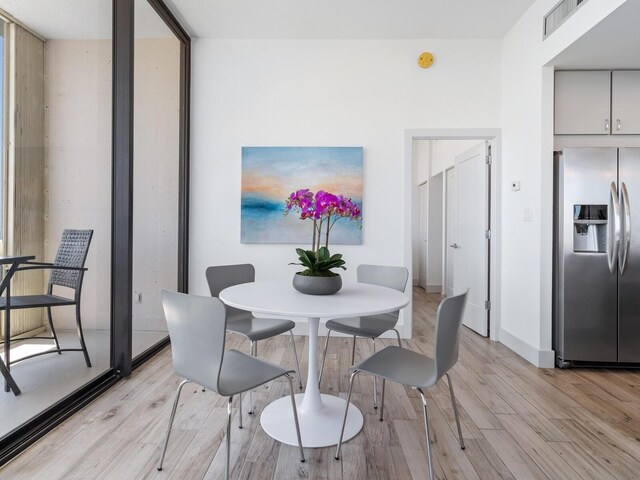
285;373;305;463
351;335;356;364
335;370;359;460
249;341;255;414
289;330;303;390
379;378;386;421
416;388;435;480
318;329;331;386
372;338;377;409
225;395;233;480
157;379;189;471
46;307;61;353
238;392;243;429
393;328;402;348
75;302;92;367
446;373;465;450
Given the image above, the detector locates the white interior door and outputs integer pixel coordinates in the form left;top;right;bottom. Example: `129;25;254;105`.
454;142;489;336
445;168;457;298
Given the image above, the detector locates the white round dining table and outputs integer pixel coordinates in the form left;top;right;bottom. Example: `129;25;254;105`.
219;281;410;448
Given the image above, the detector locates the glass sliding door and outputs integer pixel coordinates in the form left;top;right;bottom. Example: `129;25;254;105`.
132;0;182;357
0;0;113;439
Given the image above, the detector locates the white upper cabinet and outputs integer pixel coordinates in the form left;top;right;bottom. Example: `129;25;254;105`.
555;71;611;135
612;71;640;135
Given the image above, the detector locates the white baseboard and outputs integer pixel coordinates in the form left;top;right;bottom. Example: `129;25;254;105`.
499;328;555;368
425;284;442;293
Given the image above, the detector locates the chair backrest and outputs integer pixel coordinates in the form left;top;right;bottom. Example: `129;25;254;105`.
357;264;409;320
357;264;409;292
48;229;93;291
161;290;227;393
205;264;255;319
433;291;468;381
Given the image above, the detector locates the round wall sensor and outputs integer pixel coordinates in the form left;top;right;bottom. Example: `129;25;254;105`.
418;52;434;69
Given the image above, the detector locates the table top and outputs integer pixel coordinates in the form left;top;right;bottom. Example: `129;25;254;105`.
219;281;410;319
0;255;35;265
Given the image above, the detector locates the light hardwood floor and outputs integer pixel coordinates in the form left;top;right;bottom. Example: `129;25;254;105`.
3;288;640;479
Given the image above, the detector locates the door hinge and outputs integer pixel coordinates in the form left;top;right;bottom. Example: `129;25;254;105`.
485;229;491;239
486;154;492;165
485;300;491;310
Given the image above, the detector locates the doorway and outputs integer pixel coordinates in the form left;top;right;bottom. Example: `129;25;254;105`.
405;129;501;341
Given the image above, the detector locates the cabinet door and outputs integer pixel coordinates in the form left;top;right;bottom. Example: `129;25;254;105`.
555;71;611;135
612;71;640;135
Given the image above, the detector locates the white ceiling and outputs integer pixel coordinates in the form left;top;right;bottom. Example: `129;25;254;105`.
164;0;536;39
0;0;173;39
550;0;640;69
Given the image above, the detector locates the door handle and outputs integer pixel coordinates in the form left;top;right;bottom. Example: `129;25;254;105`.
608;182;620;274
617;119;622;131
605;118;610;132
450;243;459;249
620;182;631;274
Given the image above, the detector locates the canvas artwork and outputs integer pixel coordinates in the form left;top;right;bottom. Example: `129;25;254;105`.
241;146;363;244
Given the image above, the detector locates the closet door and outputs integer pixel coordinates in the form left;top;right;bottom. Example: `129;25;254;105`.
555;71;611;135
612;71;640;135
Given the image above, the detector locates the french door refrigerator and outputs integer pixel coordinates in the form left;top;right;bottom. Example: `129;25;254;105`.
554;147;640;367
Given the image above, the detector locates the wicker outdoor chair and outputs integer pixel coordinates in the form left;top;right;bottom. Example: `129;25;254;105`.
0;229;94;367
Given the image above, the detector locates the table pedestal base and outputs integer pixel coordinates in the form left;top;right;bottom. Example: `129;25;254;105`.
260;393;363;448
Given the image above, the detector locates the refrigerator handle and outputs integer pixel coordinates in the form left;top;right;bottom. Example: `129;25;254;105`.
608;182;620;274
620;182;631;274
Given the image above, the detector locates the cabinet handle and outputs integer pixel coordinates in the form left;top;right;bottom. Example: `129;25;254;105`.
617;119;621;131
605;118;610;131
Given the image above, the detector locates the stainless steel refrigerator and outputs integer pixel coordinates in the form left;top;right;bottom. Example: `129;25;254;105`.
554;147;640;367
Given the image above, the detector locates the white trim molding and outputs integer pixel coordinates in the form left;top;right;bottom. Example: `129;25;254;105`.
499;328;555;368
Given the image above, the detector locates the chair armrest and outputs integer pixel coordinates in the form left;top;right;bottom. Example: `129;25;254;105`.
15;264;88;272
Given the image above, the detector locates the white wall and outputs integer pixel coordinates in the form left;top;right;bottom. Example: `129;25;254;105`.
499;0;630;366
190;39;502;333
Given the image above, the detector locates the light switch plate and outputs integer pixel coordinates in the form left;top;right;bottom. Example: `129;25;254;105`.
523;207;533;222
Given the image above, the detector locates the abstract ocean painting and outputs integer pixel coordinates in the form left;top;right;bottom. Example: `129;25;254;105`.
241;146;363;244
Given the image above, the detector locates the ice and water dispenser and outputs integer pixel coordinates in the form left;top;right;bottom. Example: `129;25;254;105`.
573;204;607;253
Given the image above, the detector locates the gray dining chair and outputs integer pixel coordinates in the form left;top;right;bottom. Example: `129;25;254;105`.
206;264;303;419
335;291;468;480
319;264;409;409
157;290;304;480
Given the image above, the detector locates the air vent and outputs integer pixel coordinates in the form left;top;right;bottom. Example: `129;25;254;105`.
544;0;589;38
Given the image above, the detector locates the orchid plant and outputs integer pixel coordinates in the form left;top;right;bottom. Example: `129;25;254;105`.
285;189;361;277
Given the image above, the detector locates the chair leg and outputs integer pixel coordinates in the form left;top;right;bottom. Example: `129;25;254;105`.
335;370;359;460
75;303;91;367
46;307;61;354
225;395;233;480
157;379;189;471
285;373;305;463
393;328;402;348
379;378;386;422
289;330;303;390
238;392;243;429
416;388;435;480
351;335;356;364
249;341;255;414
372;338;377;409
446;373;465;450
318;329;331;387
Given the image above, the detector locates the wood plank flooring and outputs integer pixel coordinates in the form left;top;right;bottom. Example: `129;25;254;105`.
3;287;640;479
